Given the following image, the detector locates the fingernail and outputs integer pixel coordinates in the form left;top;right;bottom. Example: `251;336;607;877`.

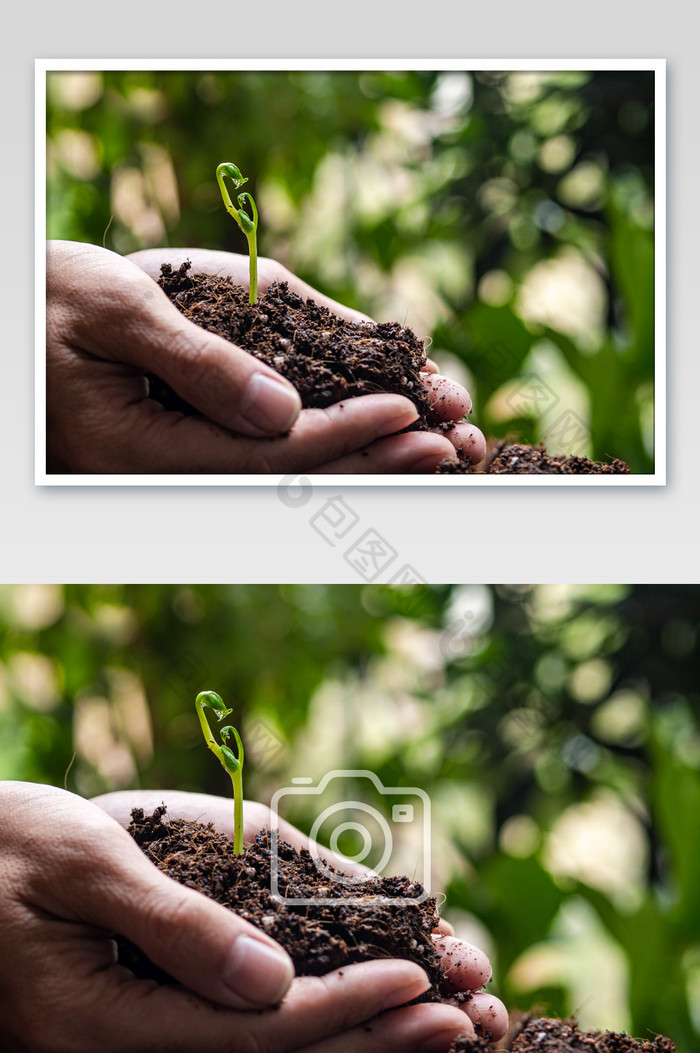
223;935;294;1005
381;970;432;1010
239;372;301;434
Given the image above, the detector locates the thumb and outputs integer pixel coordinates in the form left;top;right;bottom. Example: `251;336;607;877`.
138;292;303;437
58;243;303;438
63;803;295;1009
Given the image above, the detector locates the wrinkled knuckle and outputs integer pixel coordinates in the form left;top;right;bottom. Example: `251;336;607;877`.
167;331;216;391
141;891;194;957
46;301;73;340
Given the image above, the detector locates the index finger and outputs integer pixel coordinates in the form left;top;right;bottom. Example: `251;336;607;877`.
93;790;374;877
127;248;374;324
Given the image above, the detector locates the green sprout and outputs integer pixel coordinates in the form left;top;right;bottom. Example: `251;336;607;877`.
196;690;245;853
216;162;259;305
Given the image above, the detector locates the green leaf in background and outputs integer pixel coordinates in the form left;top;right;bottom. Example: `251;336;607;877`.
45;69;657;470
2;584;696;1048
652;734;700;937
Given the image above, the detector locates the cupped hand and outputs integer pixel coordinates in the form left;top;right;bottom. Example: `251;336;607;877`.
46;241;484;474
94;789;509;1044
1;781;491;1053
129;248;486;471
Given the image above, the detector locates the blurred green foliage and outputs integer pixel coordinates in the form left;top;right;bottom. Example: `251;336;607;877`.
1;584;697;1048
46;69;656;470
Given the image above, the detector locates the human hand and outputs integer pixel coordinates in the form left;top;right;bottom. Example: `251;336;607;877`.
130;248;486;472
95;789;509;1044
0;781;491;1053
46;241;484;474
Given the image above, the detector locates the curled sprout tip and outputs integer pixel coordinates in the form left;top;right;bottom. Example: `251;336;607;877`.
216;161;259;304
196;690;245;853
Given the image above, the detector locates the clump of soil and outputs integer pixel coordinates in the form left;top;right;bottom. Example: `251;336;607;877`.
152;262;441;431
437;441;630;475
151;263;630;475
121;806;487;1044
121;808;673;1053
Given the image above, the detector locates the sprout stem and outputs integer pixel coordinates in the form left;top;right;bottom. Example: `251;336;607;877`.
216;162;259;304
195;690;245;853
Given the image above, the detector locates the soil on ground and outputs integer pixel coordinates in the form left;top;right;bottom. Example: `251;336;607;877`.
496;1016;675;1053
122;808;672;1053
438;440;631;475
151;264;629;475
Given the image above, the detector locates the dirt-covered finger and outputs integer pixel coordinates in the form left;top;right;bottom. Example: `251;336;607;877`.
297;1003;476;1053
456;991;509;1041
265;961;433;1048
309;431;459;474
434;937;492;993
76;960;431;1053
441;422;486;466
87;393;419;474
433;918;455;937
422;374;473;421
277;397;427;471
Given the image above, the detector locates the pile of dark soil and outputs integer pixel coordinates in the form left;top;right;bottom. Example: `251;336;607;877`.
121;807;488;1045
502;1016;674;1053
151;264;630;475
121;808;673;1053
438;440;630;475
152;262;441;431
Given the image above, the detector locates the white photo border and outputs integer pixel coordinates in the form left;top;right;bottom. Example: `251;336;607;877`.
36;58;666;486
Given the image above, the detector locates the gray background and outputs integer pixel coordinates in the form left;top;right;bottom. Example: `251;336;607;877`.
4;3;697;582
